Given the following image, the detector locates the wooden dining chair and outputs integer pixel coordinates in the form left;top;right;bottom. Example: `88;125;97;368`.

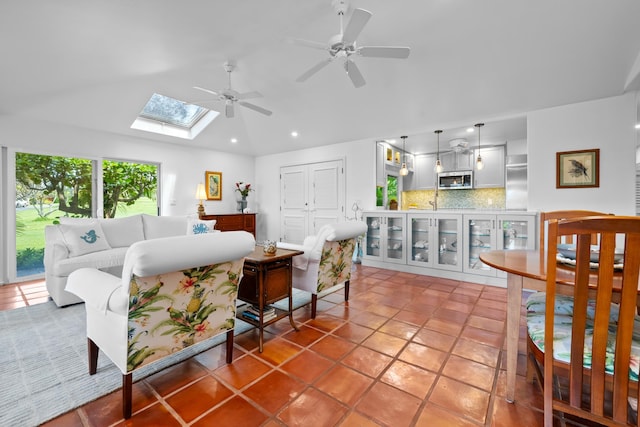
539;210;612;252
527;216;640;426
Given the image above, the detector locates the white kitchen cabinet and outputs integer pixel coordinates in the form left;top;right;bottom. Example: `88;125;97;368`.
362;210;537;284
463;212;537;276
440;151;473;172
407;212;463;271
376;143;386;187
413;154;437;189
498;214;537;251
473;146;505;188
407;214;433;267
363;212;406;264
463;214;498;276
433;213;463;271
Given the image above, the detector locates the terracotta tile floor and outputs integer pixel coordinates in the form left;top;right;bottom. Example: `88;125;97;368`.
2;266;584;426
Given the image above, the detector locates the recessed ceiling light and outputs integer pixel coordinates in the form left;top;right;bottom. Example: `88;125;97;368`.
291;131;298;137
635;123;640;129
387;139;397;144
230;138;238;143
466;128;474;133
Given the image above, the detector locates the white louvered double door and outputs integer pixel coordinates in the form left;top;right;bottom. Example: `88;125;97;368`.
280;160;344;244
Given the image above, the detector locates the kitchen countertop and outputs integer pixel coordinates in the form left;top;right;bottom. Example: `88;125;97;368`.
364;209;536;214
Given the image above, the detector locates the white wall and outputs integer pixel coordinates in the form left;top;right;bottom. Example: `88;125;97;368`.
1;116;255;216
254;138;375;242
527;93;637;215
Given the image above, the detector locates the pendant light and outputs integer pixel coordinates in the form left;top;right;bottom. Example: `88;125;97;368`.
475;123;484;170
434;130;443;173
399;135;409;176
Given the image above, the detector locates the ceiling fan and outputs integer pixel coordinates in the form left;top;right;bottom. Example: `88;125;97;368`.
293;0;411;88
449;138;471;154
193;62;273;118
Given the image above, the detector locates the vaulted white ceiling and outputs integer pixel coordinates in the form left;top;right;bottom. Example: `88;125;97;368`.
1;1;639;156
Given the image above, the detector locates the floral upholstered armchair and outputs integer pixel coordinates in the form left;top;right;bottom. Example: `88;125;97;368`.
66;231;255;419
277;222;367;318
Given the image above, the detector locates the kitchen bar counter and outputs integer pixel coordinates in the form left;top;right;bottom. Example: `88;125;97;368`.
361;210;538;286
371;208;532;213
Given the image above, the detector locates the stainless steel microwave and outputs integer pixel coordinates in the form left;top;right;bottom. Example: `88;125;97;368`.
438;170;473;190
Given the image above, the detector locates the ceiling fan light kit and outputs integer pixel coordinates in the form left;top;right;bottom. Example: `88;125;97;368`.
293;0;411;88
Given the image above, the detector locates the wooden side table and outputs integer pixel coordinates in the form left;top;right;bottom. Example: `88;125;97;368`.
237;246;303;352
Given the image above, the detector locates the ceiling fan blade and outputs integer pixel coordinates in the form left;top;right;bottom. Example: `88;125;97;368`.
235;91;263;100
342;8;372;45
358;46;411;59
238;101;273;116
225;102;234;118
344;59;366;88
193;86;220;97
296;58;333;82
189;100;221;106
288;38;328;50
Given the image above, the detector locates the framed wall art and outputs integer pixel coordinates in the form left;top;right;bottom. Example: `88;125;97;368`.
205;171;222;200
556;148;599;188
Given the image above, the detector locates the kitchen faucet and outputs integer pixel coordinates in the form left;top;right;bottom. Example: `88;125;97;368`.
428;189;438;211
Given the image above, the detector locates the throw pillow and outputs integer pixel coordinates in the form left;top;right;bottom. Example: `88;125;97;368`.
187;218;217;235
58;222;112;257
142;214;188;239
99;214;145;247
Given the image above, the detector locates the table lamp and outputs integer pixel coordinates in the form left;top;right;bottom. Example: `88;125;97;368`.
195;183;207;216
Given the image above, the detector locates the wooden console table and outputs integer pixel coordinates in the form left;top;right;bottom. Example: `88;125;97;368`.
199;212;256;237
237;246;303;352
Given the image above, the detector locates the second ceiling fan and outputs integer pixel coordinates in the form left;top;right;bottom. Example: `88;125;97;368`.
193;62;273;118
293;0;411;88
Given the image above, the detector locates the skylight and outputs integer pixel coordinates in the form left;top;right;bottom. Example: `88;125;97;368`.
131;93;219;140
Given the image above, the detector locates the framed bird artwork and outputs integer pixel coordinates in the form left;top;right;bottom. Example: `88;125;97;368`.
556;148;600;188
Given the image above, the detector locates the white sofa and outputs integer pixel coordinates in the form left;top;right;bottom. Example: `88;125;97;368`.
44;214;217;307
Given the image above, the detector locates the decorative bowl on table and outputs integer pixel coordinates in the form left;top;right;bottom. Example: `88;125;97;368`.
557;243;624;264
263;240;277;255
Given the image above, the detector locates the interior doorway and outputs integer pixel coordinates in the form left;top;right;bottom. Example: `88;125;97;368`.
280;159;345;244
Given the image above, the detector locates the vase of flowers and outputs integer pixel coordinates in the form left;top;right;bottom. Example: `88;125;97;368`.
235;182;253;212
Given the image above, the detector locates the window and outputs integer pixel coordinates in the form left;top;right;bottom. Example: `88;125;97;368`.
15;153;94;277
103;159;158;218
131;93;219;140
13;153;159;280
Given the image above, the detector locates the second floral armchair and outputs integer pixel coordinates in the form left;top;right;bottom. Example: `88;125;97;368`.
278;222;367;318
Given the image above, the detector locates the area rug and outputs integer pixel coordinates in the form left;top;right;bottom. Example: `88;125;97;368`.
0;290;311;427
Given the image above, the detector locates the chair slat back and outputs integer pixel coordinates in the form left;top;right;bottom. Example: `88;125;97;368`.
543;216;640;426
539;210;612;252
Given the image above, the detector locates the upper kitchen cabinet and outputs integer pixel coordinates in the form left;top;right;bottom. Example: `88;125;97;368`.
376;143;386;186
473;146;505;188
407;154;437;190
440;150;473;172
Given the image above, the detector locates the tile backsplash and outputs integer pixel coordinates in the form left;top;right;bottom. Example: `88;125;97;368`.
401;188;506;210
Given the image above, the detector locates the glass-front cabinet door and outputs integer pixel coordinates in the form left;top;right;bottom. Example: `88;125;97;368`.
385;214;406;263
497;214;536;251
432;213;462;271
364;214;384;260
463;214;497;276
407;214;432;266
363;212;406;264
